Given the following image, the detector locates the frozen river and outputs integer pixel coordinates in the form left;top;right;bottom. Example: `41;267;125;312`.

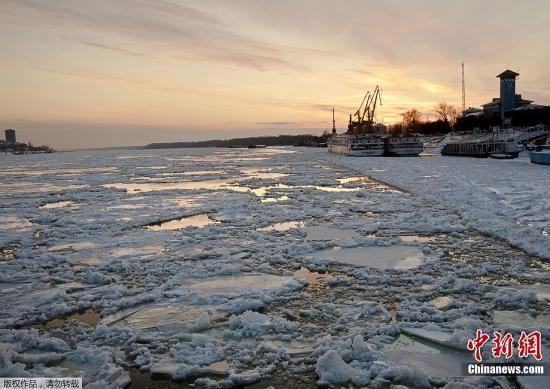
0;147;548;388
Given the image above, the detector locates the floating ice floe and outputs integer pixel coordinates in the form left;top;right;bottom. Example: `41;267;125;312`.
185;273;296;295
110;245;165;258
48;242;97;252
101;304;223;332
305;225;358;241
382;333;471;378
310;245;424;270
316;350;370;386
399;234;445;243
492;310;550;329
429;296;453;310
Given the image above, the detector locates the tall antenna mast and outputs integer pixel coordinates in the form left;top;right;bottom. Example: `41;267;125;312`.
461;61;466;112
332;107;336;134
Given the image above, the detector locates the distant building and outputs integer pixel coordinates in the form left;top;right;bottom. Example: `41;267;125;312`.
5;129;16;145
481;70;532;119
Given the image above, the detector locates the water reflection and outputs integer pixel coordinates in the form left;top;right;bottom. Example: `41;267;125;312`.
146;214;220;231
32;308;101;329
0;216;33;230
48;242;97;252
257;221;305;232
40;200;74;209
400;234;444;243
103;180;231;194
241;168;288;180
294;267;332;285
260;196;290;203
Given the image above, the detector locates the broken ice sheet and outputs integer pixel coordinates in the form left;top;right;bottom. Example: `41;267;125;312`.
304;225;357;241
493;310;550;330
48;242;97;252
310;245;423;270
382;334;471;378
186;273;295;295
101;303;225;331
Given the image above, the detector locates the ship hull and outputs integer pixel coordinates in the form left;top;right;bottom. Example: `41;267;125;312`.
384;137;424;157
385;147;424;156
529;151;550;165
328;144;384;156
442;141;521;159
328;134;385;157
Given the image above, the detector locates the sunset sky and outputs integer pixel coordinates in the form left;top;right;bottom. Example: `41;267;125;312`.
1;0;550;149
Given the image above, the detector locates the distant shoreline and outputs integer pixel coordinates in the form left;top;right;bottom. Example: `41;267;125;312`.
142;134;325;150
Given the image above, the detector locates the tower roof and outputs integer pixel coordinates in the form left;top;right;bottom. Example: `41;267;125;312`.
497;69;519;79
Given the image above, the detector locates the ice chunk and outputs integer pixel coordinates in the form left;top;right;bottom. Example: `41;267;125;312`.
383;334;471;378
310;245;423;270
187;273;295;295
493;310;550;330
315;350;369;386
305;225;357;241
101;303;224;332
429;296;453;310
401;327;466;350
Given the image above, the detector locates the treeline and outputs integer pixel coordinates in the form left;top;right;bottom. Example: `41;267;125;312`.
393;103;459;135
143;134;328;149
1;142;55;153
396;103;550;134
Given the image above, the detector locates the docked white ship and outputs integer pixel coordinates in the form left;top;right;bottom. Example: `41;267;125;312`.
328;134;385;156
384;136;424;156
327;86;423;157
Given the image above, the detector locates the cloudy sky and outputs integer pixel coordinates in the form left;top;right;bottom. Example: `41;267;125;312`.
1;0;549;149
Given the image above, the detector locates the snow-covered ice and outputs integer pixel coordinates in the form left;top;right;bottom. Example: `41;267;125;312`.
0;147;548;388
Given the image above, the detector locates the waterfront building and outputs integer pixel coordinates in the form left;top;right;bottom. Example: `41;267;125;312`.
5;129;16;145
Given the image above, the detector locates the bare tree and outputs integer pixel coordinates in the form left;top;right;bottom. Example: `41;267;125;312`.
448;106;460;126
435;103;459;125
401;109;422;129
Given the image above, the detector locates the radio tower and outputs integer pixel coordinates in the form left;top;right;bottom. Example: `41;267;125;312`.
332;107;336;134
461;62;466;113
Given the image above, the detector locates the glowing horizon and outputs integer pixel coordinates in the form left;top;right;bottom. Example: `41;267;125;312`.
1;0;549;148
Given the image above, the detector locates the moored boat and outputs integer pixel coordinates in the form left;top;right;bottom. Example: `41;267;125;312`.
384;136;424;156
328;134;385;156
327;86;423;157
442;140;521;158
529;145;550;165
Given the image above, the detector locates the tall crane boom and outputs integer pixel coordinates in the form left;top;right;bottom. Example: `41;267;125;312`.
368;85;382;123
347;84;382;135
355;91;370;122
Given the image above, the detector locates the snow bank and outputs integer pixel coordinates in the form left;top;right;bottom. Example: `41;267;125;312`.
308;148;550;259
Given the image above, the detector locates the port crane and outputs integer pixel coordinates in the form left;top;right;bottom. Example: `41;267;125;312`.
348;85;382;135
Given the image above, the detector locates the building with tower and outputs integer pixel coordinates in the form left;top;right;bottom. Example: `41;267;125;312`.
481;70;532;118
